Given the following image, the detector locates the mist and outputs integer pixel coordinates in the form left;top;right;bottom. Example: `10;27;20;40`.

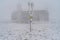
0;0;60;40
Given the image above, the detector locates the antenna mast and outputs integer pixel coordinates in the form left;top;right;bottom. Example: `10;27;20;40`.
28;1;34;32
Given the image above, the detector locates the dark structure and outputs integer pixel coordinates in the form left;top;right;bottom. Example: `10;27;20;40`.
11;10;49;23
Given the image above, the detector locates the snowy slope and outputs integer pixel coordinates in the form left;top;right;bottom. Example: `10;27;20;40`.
0;22;60;40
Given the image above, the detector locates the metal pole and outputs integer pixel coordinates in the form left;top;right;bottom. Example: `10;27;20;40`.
28;2;34;32
28;2;31;32
30;2;33;32
30;20;32;32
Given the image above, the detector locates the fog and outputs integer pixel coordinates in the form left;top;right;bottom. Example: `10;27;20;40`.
0;0;60;33
0;0;55;20
0;0;60;40
0;0;60;22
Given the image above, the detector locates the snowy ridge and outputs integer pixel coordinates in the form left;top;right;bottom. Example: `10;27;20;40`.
0;22;60;40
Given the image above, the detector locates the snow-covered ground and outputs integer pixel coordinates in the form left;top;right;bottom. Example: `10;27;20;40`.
0;22;60;40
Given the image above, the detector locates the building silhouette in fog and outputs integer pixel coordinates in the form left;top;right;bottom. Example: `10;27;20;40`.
11;3;49;23
11;10;49;23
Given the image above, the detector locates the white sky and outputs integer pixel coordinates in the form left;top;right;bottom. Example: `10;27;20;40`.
0;0;60;22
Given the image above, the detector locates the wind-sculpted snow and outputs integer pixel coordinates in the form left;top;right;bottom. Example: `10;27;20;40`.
0;22;60;40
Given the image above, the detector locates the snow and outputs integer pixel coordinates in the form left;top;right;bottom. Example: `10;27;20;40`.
0;22;60;40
